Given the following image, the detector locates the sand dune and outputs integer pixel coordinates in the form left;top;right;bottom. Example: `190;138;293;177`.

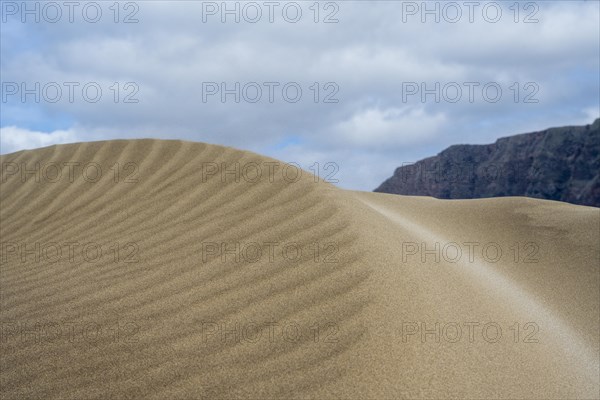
1;139;598;399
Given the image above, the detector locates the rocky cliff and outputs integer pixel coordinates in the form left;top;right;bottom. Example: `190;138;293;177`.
375;119;600;207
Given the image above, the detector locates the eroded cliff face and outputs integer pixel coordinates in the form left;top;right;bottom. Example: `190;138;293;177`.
375;119;600;207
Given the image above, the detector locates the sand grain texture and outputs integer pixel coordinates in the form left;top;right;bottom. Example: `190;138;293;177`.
1;140;598;399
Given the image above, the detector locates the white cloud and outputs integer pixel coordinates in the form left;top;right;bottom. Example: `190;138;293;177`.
0;126;79;155
1;0;598;189
582;107;600;124
333;106;446;149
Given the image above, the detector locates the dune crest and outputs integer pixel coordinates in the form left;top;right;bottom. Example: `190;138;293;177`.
1;139;598;399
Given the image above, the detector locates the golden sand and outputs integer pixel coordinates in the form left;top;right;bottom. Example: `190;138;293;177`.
1;140;598;399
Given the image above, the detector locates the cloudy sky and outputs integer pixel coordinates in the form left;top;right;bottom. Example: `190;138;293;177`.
1;0;599;190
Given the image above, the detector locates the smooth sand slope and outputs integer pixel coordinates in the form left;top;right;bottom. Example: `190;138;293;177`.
1;139;598;399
